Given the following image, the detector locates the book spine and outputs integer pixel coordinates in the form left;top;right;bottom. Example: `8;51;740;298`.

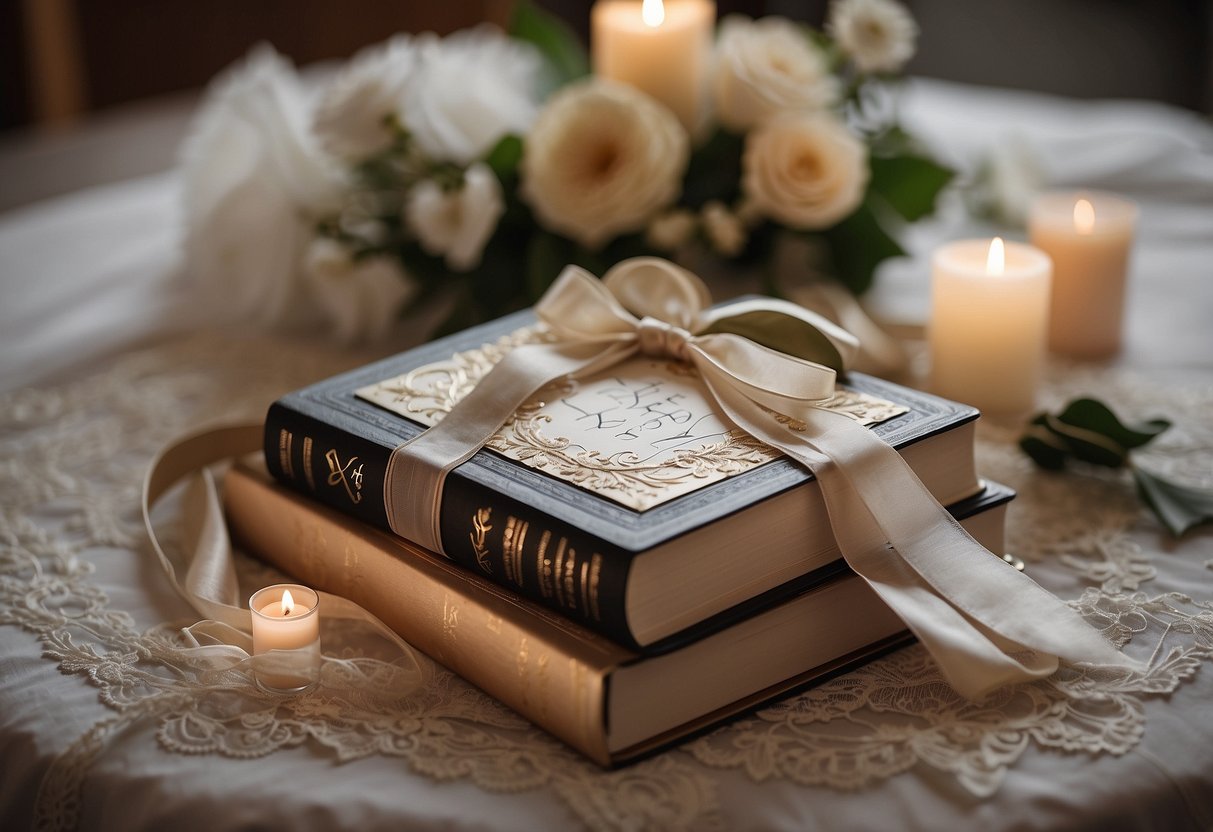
224;466;621;766
264;401;640;647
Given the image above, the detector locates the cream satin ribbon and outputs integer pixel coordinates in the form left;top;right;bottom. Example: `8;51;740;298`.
142;423;422;690
387;257;1133;699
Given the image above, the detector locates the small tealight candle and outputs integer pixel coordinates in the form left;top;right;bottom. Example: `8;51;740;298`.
591;0;716;134
930;237;1053;416
1029;190;1138;358
250;584;320;694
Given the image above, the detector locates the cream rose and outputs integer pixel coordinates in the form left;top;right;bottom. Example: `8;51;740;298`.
742;113;868;230
713;15;837;131
828;0;919;75
405;163;505;271
521;79;688;249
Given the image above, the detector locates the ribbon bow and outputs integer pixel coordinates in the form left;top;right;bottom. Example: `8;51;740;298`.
386;257;1133;699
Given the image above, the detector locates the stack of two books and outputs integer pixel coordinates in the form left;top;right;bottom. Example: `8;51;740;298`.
225;309;1013;766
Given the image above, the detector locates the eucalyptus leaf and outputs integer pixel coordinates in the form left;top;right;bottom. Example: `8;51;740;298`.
1132;464;1213;537
869;154;955;222
703;310;845;371
821;199;906;295
509;1;589;87
1055;398;1171;450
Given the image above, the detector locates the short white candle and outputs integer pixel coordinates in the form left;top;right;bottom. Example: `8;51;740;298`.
1029;190;1138;358
591;0;715;134
930;238;1053;415
250;584;320;692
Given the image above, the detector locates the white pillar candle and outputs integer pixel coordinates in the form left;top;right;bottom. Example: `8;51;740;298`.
1028;190;1138;358
930;238;1053;415
250;583;321;693
591;0;715;134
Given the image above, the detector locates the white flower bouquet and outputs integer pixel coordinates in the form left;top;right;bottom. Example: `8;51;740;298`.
182;0;951;340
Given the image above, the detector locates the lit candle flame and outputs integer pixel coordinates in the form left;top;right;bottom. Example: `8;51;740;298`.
642;0;665;27
1074;198;1095;234
986;237;1005;276
281;589;294;616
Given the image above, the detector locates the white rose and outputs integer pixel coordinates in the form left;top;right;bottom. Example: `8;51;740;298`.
521;79;688;249
403;25;545;165
828;0;918;74
313;34;432;162
742;113;868;229
302;238;416;343
405;163;505;271
713;15;837;131
181;45;343;329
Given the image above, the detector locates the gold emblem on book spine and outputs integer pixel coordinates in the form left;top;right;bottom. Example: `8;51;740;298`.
302;436;315;491
470;508;492;574
324;449;364;504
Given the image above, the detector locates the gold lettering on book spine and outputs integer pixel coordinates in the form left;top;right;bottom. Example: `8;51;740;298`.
588;554;602;622
470;508;492;574
536;530;554;599
302;437;315;490
563;548;578;611
502;516;528;589
552;538;568;608
578;560;590;618
278;429;294;481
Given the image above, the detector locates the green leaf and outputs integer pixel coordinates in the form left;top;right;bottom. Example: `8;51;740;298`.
485;134;523;181
703;309;845;371
1132;464;1213;537
1055;398;1171;451
509;1;589;87
1018;418;1070;470
681;128;746;209
820;200;906;295
525;231;572;302
868;154;955;222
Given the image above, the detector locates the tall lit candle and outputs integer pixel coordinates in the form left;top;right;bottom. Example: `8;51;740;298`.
1029;190;1137;358
250;584;321;693
591;0;715;133
930;238;1053;415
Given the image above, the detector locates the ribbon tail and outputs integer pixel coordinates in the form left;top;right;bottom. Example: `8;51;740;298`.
697;366;1137;698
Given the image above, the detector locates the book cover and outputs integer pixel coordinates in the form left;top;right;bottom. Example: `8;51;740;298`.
265;307;980;647
226;461;1011;765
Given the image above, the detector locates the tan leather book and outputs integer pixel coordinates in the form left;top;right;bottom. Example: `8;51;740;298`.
225;459;1010;766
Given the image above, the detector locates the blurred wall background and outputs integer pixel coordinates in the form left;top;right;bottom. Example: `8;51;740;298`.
2;0;1210;130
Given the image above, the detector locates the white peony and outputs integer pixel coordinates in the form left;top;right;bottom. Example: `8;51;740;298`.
181;45;343;330
742;113;868;230
828;0;918;74
713;15;837;131
302;238;416;343
521;79;688;250
405;163;505;271
403;25;545;165
313;34;432;162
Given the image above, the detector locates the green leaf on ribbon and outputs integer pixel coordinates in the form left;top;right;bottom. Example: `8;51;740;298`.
820;199;906;296
509;1;589;87
1019;396;1211;537
704;309;845;371
1132;464;1213;537
868;154;955;222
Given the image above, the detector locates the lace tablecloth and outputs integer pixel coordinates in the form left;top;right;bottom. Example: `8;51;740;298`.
2;79;1212;831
